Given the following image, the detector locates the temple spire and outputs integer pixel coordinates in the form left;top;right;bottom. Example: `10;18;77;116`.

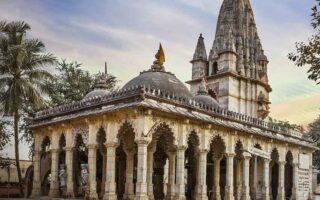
192;33;207;61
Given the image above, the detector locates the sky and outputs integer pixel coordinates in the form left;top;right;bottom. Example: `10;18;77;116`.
0;0;319;159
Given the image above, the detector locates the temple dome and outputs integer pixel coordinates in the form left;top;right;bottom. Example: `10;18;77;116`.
83;73;109;100
192;78;219;108
123;70;192;98
123;44;192;98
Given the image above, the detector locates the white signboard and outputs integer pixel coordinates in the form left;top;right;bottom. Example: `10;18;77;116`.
297;169;310;200
248;146;270;159
299;154;310;170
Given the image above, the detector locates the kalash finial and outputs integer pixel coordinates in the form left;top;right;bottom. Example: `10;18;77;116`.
151;43;166;71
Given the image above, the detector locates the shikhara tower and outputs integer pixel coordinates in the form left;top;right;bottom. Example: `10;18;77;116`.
188;0;271;119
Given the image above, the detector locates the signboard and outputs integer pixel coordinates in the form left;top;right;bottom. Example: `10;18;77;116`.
297;169;310;200
299;154;310;170
248;146;270;159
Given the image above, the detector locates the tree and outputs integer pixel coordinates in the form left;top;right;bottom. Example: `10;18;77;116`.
44;59;118;106
305;116;320;171
288;0;320;84
0;120;11;161
0;21;56;196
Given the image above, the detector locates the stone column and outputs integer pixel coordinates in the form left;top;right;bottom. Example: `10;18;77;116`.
49;149;60;198
30;150;41;197
135;140;149;200
241;153;251;200
65;147;75;198
213;157;221;200
101;154;107;197
175;146;186;200
147;147;155;200
291;162;298;200
262;159;270;200
166;152;176;200
104;142;117;200
277;161;285;200
88;144;99;200
251;156;257;200
225;153;235;200
197;149;208;200
124;150;135;200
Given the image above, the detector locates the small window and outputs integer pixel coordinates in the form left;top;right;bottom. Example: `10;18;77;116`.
211;62;218;75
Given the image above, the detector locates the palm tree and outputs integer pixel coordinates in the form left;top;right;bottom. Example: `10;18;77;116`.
0;21;57;196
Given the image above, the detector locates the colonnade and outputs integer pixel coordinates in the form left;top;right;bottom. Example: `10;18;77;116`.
30;120;311;200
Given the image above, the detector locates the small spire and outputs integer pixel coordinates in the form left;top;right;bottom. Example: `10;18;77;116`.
151;43;166;71
197;77;208;95
95;73;108;90
105;62;108;77
192;33;207;61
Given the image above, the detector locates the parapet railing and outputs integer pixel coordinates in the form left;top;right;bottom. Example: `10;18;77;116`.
34;85;304;140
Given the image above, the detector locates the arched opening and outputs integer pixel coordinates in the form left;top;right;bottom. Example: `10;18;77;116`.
58;134;66;196
208;89;217;100
249;144;263;199
74;134;88;197
211;62;218;75
207;136;226;200
150;123;175;200
117;122;138;199
185;131;200;199
96;127;106;198
270;149;279;200
24;166;34;198
40;136;51;196
285;151;293;199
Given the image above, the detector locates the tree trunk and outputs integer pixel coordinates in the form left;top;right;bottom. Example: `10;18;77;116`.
14;111;24;197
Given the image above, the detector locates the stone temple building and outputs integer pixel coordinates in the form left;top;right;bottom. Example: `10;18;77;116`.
28;0;316;200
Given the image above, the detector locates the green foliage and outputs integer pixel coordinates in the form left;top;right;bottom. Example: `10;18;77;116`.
44;59;118;106
268;117;302;130
288;0;320;84
0;120;10;152
0;20;57;196
304;116;320;169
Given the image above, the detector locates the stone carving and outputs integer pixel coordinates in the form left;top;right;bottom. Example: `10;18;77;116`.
58;164;67;187
79;163;89;187
72;124;89;146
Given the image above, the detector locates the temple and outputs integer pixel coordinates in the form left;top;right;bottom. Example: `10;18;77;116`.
27;0;316;200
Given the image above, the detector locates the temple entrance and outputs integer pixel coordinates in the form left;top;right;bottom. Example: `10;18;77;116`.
74;134;88;197
270;149;279;200
96;127;106;198
40;136;51;196
185;131;199;200
207;136;226;200
116;121;138;199
150;123;175;200
285;151;293;199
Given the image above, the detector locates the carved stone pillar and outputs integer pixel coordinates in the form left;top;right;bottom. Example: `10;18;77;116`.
236;160;242;200
291;163;298;200
65;147;75;197
262;158;270;200
241;153;251;200
101;154;107;197
31;150;41;197
166;151;176;200
225;153;235;200
277;161;285;200
147;147;155;200
175;146;186;200
135;140;149;200
87;144;99;200
103;142;118;200
49;149;60;198
124;150;135;200
196;149;208;200
213;157;221;200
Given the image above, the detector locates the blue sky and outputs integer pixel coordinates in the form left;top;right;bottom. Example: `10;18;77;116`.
0;0;319;159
